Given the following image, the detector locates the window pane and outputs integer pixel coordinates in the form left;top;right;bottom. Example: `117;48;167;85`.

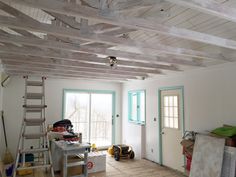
174;107;178;117
64;92;90;142
165;117;169;127
169;107;174;117
91;94;112;147
169;96;173;106
164;107;169;117
140;91;145;122
131;93;138;121
174;118;179;129
164;96;169;106
174;96;178;107
170;118;174;128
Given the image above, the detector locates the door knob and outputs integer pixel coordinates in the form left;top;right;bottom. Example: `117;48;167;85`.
161;132;165;135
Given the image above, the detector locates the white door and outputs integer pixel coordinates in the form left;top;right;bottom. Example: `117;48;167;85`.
160;89;184;172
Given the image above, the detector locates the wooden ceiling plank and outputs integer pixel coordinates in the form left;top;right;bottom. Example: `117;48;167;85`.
6;72;128;82
0;16;227;61
0;49;162;74
10;28;40;38
0;34;179;71
3;66;137;80
166;0;236;24
9;0;236;51
2;60;149;77
5;69;128;81
0;53;150;75
3;64;140;80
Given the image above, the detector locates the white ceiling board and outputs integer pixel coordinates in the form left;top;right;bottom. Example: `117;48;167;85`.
2;0;54;24
1;0;236;81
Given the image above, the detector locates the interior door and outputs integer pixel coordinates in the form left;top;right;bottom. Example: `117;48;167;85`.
160;89;184;172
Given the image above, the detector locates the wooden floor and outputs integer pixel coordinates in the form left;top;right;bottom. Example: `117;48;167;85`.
88;156;186;177
17;155;187;177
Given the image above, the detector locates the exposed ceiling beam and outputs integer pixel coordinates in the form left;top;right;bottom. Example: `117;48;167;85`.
9;0;236;51
2;57;148;77
0;32;201;67
0;54;155;77
6;72;128;82
10;28;39;38
166;0;236;24
0;16;228;61
0;29;18;47
5;69;128;82
2;61;147;78
3;65;138;80
0;47;162;74
46;11;134;35
0;1;40;25
0;33;179;71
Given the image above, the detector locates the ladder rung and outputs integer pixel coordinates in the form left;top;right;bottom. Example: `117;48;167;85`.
24;118;45;126
25;108;43;113
26;93;43;99
20;148;49;154
23;105;47;108
17;164;51;170
26;81;43;86
23;133;46;139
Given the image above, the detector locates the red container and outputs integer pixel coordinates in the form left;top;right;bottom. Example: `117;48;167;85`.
186;154;192;172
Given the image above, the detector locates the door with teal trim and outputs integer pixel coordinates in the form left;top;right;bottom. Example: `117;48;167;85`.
63;91;114;147
160;89;184;172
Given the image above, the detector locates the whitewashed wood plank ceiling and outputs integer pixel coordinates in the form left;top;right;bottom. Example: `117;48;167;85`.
0;0;235;81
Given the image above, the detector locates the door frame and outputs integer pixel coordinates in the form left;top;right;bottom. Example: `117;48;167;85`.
158;86;185;165
62;89;116;144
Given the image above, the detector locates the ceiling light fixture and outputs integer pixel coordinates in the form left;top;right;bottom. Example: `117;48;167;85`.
107;56;118;69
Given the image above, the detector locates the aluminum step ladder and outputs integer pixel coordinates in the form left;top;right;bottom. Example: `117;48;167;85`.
13;76;54;177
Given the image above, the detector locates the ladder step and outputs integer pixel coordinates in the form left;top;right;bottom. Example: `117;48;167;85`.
23;133;46;139
20;148;49;154
17;164;51;170
26;81;43;86
25;108;43;113
24;118;45;126
26;93;43;99
23;105;47;108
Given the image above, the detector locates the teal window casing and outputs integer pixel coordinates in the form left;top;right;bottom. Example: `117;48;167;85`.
128;90;146;125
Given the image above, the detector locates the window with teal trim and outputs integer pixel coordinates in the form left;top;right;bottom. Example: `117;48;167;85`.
128;90;145;124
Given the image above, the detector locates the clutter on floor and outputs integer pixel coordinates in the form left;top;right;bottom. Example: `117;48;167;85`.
49;119;109;177
107;144;135;161
181;125;236;176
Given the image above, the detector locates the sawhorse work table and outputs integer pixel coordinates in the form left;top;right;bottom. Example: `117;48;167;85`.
52;140;90;177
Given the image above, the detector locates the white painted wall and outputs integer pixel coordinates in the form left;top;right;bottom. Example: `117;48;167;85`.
122;62;236;163
1;76;122;156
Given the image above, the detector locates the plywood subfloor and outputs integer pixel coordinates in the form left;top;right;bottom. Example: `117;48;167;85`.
17;155;186;177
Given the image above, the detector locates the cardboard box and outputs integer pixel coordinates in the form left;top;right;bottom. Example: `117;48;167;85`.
87;151;106;173
61;156;83;177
